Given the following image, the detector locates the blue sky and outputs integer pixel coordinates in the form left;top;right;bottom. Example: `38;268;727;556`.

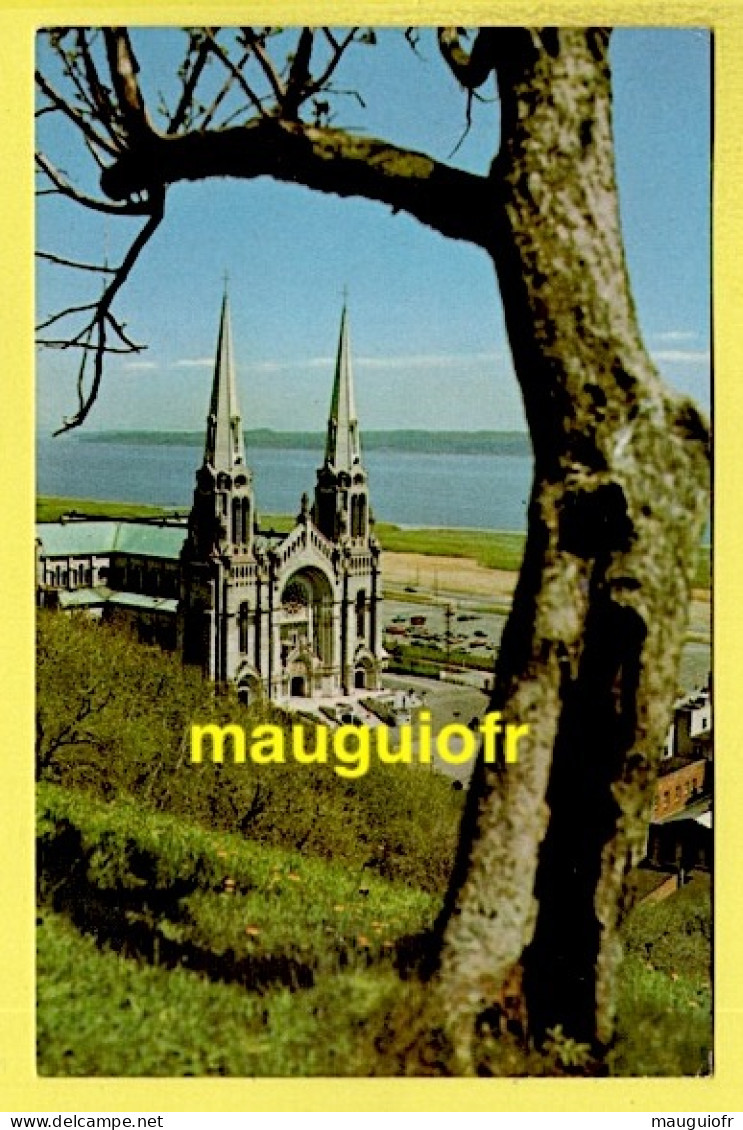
35;27;711;435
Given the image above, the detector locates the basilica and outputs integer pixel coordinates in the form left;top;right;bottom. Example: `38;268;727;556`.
36;294;384;704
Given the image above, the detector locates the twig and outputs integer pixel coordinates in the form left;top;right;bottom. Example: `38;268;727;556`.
239;27;286;104
204;33;267;119
35;251;118;273
35;70;120;158
52;190;165;435
168;31;212;134
35;152;150;215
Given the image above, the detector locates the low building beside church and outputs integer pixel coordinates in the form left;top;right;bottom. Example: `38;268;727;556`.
36;294;384;704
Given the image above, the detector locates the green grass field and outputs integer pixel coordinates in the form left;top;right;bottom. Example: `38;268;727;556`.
36;610;712;1076
36;497;710;587
37;779;711;1077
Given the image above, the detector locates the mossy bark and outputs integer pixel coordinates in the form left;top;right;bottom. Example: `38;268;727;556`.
434;29;709;1063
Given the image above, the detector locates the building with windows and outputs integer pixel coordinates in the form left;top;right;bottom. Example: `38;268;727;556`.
36;294;384;704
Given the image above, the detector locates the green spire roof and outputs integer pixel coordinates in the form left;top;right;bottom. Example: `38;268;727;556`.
204;290;246;472
324;303;361;473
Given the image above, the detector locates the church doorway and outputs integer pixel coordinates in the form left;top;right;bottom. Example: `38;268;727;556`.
236;671;262;707
290;675;307;697
354;668;366;690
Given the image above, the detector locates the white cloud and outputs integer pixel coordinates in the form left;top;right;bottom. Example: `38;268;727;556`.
121;360;157;371
652;348;710;364
355;351;503;370
171;358;213;369
243;358;332;373
232;350;506;376
652;330;699;343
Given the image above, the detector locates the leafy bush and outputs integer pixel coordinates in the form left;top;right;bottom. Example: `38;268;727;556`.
621;877;711;983
37;611;463;892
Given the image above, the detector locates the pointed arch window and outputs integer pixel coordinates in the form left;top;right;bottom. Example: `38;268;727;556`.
351;494;367;539
239;601;250;654
355;589;366;638
241;498;250;545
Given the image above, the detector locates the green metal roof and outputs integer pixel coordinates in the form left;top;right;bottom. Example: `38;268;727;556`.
57;587;111;608
55;584;178;615
37;520;186;561
107;592;179;613
113;524;186;559
36;521;120;556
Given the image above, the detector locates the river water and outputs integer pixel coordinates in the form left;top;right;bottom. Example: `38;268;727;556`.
36;437;534;531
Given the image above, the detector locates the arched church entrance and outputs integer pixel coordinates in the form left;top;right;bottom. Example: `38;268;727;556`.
279;566;335;675
236;669;262;707
353;653;376;692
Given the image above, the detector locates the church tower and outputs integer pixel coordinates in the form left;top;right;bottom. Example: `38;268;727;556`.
180;290;256;681
313;303;370;545
313;301;381;693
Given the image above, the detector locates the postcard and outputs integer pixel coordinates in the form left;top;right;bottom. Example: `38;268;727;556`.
2;4;739;1116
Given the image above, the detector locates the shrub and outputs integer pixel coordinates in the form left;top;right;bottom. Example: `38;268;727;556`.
37;611;463;891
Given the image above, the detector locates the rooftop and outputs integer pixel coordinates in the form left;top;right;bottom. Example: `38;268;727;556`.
37;519;187;561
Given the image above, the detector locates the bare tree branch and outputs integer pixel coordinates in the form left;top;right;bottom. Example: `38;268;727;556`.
167;30;212;133
204;31;268;119
283;27;315;118
37;339;137;354
307;28;359;100
36;302;98;332
35;151;150;215
437;27;498;90
36;250;117;273
35;69;120;157
103;27;152;138
77;29;120;137
100;119;491;247
239;27;286;105
50;192;165;435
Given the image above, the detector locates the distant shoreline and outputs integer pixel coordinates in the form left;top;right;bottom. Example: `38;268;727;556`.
58;428;532;458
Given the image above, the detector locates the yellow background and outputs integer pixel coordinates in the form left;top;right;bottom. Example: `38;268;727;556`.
3;1;739;1112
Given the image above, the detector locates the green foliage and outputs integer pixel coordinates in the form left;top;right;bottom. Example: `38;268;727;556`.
386;639;493;677
621;877;712;983
38;782;438;974
36;612;712;1078
37;779;712;1077
37;908;404;1076
610;956;712;1076
37;611;463;892
611;879;712;1075
694;545;710;589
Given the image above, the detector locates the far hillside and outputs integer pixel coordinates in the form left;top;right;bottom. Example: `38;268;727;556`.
72;428;533;456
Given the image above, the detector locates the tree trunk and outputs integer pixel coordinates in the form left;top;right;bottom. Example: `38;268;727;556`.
434;29;709;1062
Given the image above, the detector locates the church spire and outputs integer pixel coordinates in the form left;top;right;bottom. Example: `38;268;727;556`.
314;300;370;544
324;302;361;473
204;288;246;471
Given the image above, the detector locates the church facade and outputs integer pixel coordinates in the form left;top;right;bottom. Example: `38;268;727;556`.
36;295;384;703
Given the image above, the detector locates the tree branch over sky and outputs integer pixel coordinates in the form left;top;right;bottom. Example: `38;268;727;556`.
35;24;710;1071
36;26;492;431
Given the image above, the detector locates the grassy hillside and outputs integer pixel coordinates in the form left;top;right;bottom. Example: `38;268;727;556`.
36;612;712;1076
